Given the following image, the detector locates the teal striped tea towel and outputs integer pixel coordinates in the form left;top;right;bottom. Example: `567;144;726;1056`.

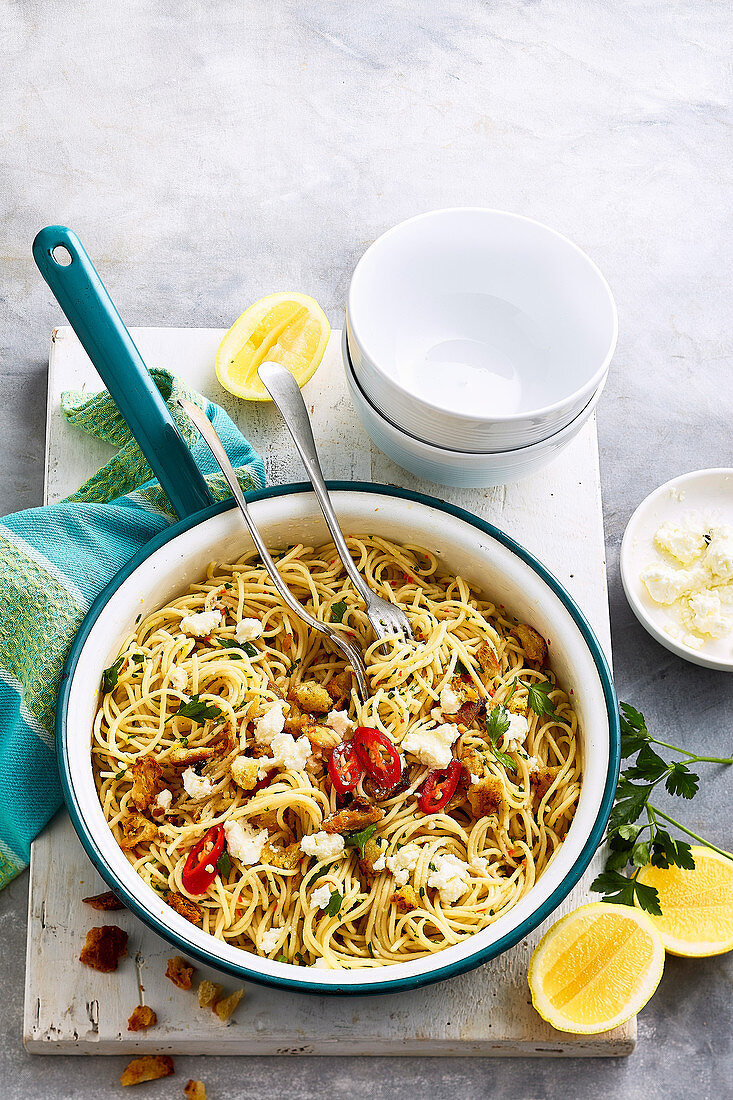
0;369;265;888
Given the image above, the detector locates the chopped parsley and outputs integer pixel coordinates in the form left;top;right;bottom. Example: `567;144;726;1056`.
101;656;124;693
454;658;469;677
216;638;257;658
131;653;146;664
167;694;222;724
519;678;558;719
216;851;232;876
344;823;377;859
331;599;347;623
326;890;343;918
484;705;517;772
276;954;288;963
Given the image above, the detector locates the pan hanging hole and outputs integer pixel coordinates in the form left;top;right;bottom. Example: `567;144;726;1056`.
52;245;72;266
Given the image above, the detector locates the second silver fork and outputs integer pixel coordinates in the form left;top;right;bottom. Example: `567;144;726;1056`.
258;361;415;652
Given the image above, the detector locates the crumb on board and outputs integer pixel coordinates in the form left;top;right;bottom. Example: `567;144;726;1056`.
120;1054;174;1086
165;956;195;990
82;890;125;911
79;926;128;972
198;979;224;1007
127;1004;157;1031
212;987;245;1022
184;1081;207;1100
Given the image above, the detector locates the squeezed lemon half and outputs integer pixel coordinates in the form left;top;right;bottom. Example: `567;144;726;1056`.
528;902;665;1034
215;292;330;400
636;845;733;957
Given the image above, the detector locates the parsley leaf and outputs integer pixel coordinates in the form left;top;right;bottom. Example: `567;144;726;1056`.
326;890;342;918
590;871;662;916
520;679;558;719
276;954;288;963
454;658;469;678
216;638;257;658
304;862;332;889
331;599;347;624
101;656;124;693
619;703;650;757
484;705;517;772
650;830;695;870
167;693;222;724
624;743;668;783
665;762;699;799
131;653;146;665
344;823;377;859
216;851;232;876
608;780;654;831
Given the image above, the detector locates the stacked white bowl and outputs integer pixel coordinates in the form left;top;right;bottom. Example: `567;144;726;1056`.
344;209;617;488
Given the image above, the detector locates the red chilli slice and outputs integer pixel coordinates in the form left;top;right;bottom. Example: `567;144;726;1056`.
181;824;226;896
418;759;462;814
353;726;402;792
328;740;362;796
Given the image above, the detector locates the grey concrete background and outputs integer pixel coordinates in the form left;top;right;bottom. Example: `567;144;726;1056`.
1;1;731;1097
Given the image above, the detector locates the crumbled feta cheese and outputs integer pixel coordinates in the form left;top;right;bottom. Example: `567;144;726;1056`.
385;842;422;887
230;754;260;791
259;927;282;954
706;526;733;580
254;700;288;744
262;731;311;776
505;713;530;747
641;563;695;605
311;883;334;910
325;710;354;737
204;863;214;874
427;852;470;903
687;590;730;637
223;819;269;865
439;684;461;714
180;609;223;637
402;724;459;769
526;756;540;775
373;852;387;872
235;617;264;643
469;856;489;875
153;788;172;813
654;522;707;565
169;666;188;691
469;773;480;785
300;830;345;860
182;767;213;801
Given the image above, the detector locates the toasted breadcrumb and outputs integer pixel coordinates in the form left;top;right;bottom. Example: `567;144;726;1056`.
184;1082;207;1100
165;955;195;989
391;884;421;911
119;812;157;850
197;979;224;1007
322;799;383;834
82;890;125;911
170;744;217;766
79;925;128;972
290;680;332;714
513;623;547;665
467;774;506;817
130;757;163;811
168;892;202;925
127;1004;157;1031
212;987;245;1021
476;642;501;677
120;1055;174;1086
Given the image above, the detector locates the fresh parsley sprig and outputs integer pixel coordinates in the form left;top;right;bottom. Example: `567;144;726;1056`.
331;599;348;624
166;693;222;725
344;823;378;859
591;703;732;915
484;705;517;773
101;656;124;693
518;678;557;719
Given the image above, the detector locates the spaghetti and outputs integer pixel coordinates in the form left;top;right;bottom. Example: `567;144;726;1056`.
92;535;581;969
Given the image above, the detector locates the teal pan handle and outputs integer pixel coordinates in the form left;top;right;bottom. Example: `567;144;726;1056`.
33;225;213;520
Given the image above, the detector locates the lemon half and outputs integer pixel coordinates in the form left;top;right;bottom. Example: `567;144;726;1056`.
216;292;330;400
528;902;665;1034
636;845;733;957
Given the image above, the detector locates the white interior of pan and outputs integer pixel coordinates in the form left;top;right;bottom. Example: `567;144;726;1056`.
63;490;611;988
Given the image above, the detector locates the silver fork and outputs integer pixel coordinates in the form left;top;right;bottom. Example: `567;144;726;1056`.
257;361;416;652
177;398;369;701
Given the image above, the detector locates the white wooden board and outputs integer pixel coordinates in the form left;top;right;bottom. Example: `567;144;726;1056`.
24;327;633;1056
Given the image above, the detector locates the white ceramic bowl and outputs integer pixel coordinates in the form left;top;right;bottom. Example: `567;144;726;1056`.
347;209;617;453
58;487;619;995
621;469;733;671
343;328;605;488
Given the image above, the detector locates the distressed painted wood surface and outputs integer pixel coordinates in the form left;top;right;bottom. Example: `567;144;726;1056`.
24;327;633;1055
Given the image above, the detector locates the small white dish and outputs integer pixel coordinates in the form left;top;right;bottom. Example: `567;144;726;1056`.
343;329;604;488
347;208;617;453
620;469;733;671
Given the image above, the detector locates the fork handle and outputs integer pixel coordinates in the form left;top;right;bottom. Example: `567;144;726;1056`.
257;361;374;605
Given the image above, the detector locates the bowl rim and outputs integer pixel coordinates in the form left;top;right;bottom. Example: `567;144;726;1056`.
56;482;620;996
620;467;733;672
347;207;618;428
342;327;606;458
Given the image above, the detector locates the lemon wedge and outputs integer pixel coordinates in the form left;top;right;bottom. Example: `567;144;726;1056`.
636;845;733;957
215;292;330;400
528;902;665;1033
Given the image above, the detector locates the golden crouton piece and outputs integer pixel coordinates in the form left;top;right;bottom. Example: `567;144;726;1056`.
119;812;158;851
165;955;195;989
261;841;301;870
477;642;501;678
185;1081;207;1100
391;884;421;912
291;680;332;714
467;774;506;818
198;979;224;1007
167;893;202;926
170;744;217;766
82;890;125;911
212;987;245;1021
120;1055;174;1087
459;747;485;779
130;756;163;811
230;754;259;791
79;925;128;972
358;835;382;879
303;722;337;751
251;808;280;831
322;799;384;835
513;623;547;665
127;1004;157;1031
530;764;561;800
211;724;238;758
325;670;353;708
505;695;528;715
283;701;306;734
